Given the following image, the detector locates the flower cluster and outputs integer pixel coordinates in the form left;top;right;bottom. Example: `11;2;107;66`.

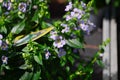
64;1;95;34
0;34;8;65
2;1;27;13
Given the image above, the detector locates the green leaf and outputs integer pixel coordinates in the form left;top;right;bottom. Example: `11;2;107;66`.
68;56;75;65
19;72;33;80
34;54;42;65
0;26;7;34
14;27;54;46
96;60;104;67
19;64;31;70
32;11;39;23
106;0;110;4
66;39;84;48
32;71;41;80
11;20;25;34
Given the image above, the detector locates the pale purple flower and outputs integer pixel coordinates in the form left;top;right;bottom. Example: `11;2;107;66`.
61;24;70;33
2;1;12;10
61;26;70;33
80;23;89;31
81;1;86;9
53;36;66;48
65;2;72;11
70;8;84;19
50;31;58;40
58;48;66;57
66;15;72;21
1;56;8;64
1;41;8;50
79;20;95;34
45;51;51;59
61;24;68;27
18;2;27;12
4;12;9;15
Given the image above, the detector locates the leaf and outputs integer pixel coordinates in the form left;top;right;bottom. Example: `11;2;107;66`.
0;26;7;34
96;60;104;67
32;71;41;80
14;35;24;43
19;64;30;70
14;27;54;46
68;56;75;65
105;0;110;4
19;72;33;80
11;20;25;34
34;54;42;65
32;11;39;23
66;39;84;48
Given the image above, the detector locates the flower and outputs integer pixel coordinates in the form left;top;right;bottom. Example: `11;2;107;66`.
1;41;8;50
58;48;66;57
81;1;86;9
0;40;2;47
45;51;51;59
70;8;84;19
32;5;38;9
53;36;66;48
1;56;8;64
80;22;89;31
50;31;58;40
65;2;72;11
61;26;70;33
61;24;70;33
79;20;95;34
2;1;12;10
99;53;103;57
18;2;27;12
0;34;3;47
65;15;72;21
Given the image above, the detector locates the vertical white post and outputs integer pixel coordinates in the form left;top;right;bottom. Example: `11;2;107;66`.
110;19;118;80
103;18;110;80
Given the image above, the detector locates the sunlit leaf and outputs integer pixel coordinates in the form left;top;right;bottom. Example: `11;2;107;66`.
19;72;33;80
66;39;84;48
14;27;54;46
11;20;25;34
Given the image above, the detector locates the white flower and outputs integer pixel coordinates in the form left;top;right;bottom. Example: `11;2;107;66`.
99;53;104;57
